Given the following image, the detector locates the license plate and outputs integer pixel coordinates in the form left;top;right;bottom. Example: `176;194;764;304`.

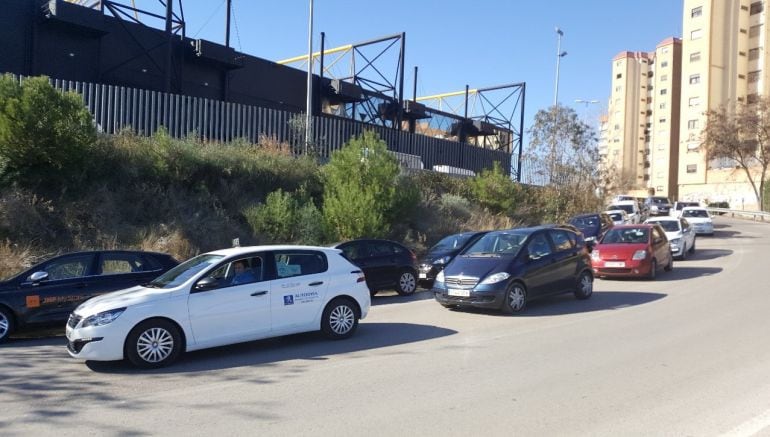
605;261;625;268
448;288;470;297
419;273;427;279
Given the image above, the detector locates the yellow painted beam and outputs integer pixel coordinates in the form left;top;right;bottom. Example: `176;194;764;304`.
416;89;479;101
276;44;353;65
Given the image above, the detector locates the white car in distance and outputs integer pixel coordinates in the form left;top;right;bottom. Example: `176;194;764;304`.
607;200;642;224
680;207;715;235
66;246;370;368
645;217;696;260
605;209;630;225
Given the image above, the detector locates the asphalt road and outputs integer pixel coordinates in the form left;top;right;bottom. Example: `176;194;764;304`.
2;216;770;436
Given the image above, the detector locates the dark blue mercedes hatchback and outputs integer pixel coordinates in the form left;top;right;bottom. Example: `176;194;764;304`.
432;226;593;313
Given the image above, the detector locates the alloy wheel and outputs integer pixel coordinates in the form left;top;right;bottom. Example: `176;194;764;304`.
329;304;355;335
136;327;175;363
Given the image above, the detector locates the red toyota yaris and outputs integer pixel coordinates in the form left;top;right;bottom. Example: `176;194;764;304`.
590;224;673;280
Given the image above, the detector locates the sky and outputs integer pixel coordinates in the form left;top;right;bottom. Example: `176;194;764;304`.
173;0;683;139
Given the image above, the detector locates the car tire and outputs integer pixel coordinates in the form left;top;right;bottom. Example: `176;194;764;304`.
0;306;14;344
647;260;657;280
574;271;593;300
679;246;687;261
689;238;696;254
395;269;417;296
125;319;183;369
501;282;527;314
321;297;359;340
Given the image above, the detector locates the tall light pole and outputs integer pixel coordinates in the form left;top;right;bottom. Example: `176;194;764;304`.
305;0;314;152
554;28;567;107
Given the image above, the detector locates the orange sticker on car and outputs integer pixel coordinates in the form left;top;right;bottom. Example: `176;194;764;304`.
26;295;41;308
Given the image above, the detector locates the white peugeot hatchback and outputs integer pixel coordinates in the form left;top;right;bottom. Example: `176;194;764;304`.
66;246;370;368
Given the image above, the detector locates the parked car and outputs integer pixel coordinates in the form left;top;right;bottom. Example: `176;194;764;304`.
0;250;178;343
605;209;630;225
645;196;673;216
611;194;636;203
591;224;673;280
680;207;715;235
66;246;370;368
607;200;643;224
418;231;487;288
432;225;593;314
671;201;700;218
645;217;696;260
333;239;418;296
569;212;614;242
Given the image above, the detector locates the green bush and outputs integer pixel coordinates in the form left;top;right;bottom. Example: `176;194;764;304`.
467;162;523;216
322;130;403;241
243;187;324;244
0;75;97;190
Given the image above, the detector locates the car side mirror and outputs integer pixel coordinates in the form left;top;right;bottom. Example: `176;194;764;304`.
194;277;218;291
29;271;49;283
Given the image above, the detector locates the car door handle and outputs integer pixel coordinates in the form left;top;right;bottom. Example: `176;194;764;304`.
250;291;268;297
309;281;324;286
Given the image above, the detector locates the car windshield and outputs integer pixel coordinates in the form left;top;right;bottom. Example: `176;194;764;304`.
430;233;475;252
682;209;709;218
676;202;698;210
601;228;649;244
147;254;224;289
649;197;671;204
570;216;599;228
650;221;680;232
609;204;634;214
464;231;526;256
607;212;624;222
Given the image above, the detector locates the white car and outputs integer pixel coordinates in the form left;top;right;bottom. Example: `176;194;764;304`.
605;209;630;225
607;200;642;224
66;246;370;368
680;207;714;235
645;217;696;260
671;201;700;218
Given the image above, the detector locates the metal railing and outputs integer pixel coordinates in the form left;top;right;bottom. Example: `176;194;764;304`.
706;208;770;222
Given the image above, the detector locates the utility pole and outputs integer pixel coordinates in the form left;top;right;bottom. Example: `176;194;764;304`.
304;0;314;153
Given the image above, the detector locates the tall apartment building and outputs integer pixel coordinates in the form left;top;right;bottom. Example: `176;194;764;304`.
678;0;766;209
602;38;682;198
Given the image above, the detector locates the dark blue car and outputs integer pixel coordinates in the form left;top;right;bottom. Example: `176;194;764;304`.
432;226;593;314
568;212;614;242
417;231;487;288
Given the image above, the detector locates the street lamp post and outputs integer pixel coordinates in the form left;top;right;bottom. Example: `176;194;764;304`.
305;0;314;152
551;27;567;184
554;28;567;107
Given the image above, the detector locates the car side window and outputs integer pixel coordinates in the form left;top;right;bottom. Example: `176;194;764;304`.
549;230;575;252
340;242;368;261
274;251;328;278
99;253;146;275
40;254;95;281
201;256;264;289
526;233;553;259
368;242;394;256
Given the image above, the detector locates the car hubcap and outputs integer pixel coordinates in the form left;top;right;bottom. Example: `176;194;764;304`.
400;273;416;293
0;313;8;338
509;287;525;311
137;327;174;363
330;305;355;334
581;275;593;295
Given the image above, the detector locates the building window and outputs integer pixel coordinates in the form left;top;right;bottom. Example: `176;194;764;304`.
748;70;761;83
748;93;760;104
692;6;703;17
659;102;667;109
691;29;703;40
740;29;748;34
751;1;764;15
661;61;669;68
690;52;702;62
688;119;699;129
689;97;701;107
750;24;762;38
742;5;750;10
659;117;667;123
687;164;697;173
615;85;622;92
661;74;668;82
614;124;620;130
690;74;701;84
739;74;747;79
616;73;622;79
749;48;761;60
662;47;670;54
660;89;668;95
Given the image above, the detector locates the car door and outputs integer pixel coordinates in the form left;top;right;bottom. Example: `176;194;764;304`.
20;253;97;325
680;218;694;250
547;230;579;293
187;254;271;347
269;250;329;333
365;241;398;289
91;252;158;297
338;241;377;289
650;227;670;267
520;232;557;298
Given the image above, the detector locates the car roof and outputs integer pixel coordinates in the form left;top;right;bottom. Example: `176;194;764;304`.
207;245;342;257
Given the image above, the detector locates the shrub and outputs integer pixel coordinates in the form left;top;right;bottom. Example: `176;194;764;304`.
322;131;402;241
467;162;524;216
243;187;324;244
0;75;97;190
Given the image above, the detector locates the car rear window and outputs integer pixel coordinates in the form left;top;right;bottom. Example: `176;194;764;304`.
601;228;649;244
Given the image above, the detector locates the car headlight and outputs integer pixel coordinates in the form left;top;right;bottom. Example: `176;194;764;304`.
435;270;445;284
632;250;647;260
81;308;126;328
480;272;511;285
591;250;600;261
433;256;451;265
670;238;681;245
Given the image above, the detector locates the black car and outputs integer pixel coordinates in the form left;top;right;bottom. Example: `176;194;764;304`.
418;231;487;288
0;250;178;342
645;196;673;216
334;239;418;296
433;225;593;313
568;213;614;242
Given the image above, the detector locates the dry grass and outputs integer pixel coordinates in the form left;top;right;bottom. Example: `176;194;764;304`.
0;241;37;281
139;228;199;261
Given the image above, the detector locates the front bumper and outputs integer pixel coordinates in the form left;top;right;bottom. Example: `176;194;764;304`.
432;285;506;310
418;264;439;283
65;317;132;362
592;259;652;278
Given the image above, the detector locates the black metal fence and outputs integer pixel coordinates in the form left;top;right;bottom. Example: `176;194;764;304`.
10;75;513;175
